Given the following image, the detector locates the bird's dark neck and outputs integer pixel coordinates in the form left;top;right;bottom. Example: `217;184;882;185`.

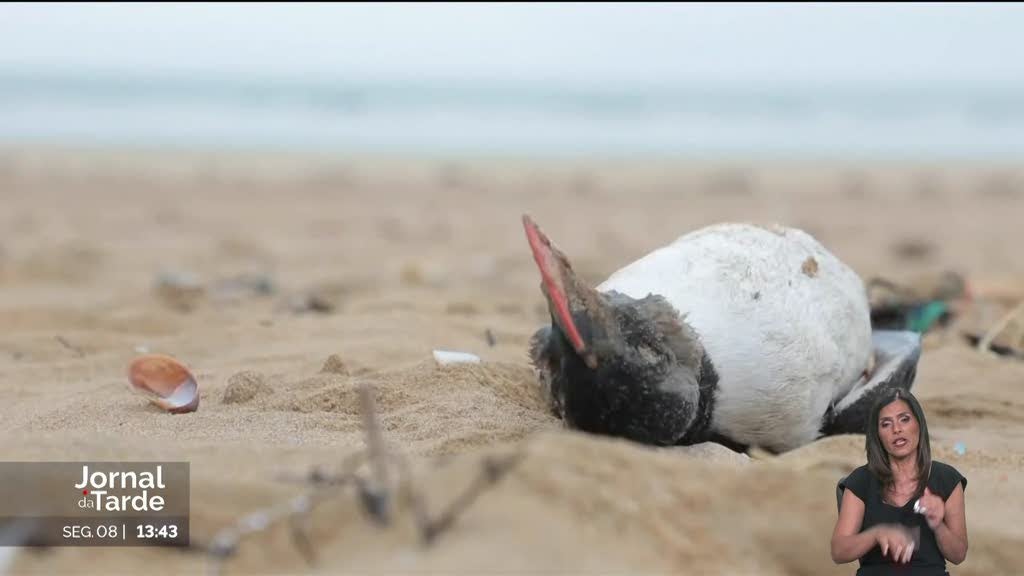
530;292;729;448
677;351;719;445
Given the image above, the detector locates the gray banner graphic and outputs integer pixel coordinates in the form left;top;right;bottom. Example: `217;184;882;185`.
0;462;189;547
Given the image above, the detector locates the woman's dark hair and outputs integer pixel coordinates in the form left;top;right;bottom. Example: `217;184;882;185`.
865;388;932;497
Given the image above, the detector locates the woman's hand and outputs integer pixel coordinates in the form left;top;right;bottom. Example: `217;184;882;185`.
874;524;916;564
917;487;946;530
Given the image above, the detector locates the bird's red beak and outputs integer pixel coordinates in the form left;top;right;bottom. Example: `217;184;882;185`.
523;215;589;360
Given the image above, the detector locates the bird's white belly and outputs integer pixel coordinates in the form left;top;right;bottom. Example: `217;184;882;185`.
598;223;872;451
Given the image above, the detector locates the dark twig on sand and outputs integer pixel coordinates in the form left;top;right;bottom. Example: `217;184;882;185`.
417;452;525;545
195;383;525;575
357;383;392;525
976;301;1024;355
54;335;84;357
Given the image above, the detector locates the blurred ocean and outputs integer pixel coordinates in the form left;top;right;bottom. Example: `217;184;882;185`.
2;71;1023;159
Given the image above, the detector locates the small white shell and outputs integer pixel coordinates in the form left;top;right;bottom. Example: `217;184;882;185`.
432;350;481;365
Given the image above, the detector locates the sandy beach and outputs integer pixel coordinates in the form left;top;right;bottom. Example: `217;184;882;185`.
1;149;1023;575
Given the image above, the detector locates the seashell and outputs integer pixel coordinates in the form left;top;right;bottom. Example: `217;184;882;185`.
128;354;199;414
432;350;481;365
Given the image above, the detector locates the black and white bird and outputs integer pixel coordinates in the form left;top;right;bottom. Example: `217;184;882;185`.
524;215;921;453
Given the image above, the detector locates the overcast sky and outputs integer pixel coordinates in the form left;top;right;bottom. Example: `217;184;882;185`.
1;3;1022;85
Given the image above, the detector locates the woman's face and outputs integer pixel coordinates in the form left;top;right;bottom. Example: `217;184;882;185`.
878;399;919;460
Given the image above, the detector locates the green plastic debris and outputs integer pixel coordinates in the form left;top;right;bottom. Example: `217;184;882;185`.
907;301;949;333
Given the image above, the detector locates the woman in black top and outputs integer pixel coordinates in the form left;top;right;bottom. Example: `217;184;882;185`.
830;389;968;575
